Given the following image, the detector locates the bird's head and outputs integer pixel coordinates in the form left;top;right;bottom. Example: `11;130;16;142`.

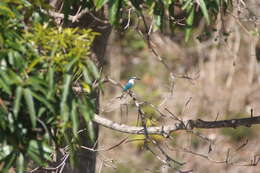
129;76;140;81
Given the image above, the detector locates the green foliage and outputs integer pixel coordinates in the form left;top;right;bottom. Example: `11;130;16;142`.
91;0;232;41
0;0;99;172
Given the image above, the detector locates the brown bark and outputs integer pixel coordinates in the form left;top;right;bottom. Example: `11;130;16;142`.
64;12;111;173
48;1;111;172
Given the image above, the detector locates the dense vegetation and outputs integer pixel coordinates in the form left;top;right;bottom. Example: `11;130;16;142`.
0;1;99;171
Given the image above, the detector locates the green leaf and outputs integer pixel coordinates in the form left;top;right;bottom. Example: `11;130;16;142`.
60;74;72;122
65;56;78;72
87;121;95;142
13;86;23;118
71;100;79;137
16;153;24;173
2;152;16;173
153;1;164;31
24;88;36;128
185;6;194;42
83;66;93;84
27;140;52;166
199;0;210;25
0;4;15;18
181;0;193;10
0;78;11;95
6;70;23;84
31;91;55;114
47;67;54;100
95;0;109;10
109;0;120;25
80;104;92;122
87;59;100;79
27;77;48;94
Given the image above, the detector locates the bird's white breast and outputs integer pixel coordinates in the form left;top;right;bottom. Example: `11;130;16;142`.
128;79;135;84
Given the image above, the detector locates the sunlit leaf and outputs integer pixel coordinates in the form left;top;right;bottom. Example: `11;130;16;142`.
95;0;108;10
82;82;91;93
182;0;193;10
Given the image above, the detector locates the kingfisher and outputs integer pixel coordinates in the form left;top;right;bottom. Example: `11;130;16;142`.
123;76;140;92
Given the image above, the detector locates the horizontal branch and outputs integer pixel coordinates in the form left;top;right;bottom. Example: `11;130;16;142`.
93;114;260;136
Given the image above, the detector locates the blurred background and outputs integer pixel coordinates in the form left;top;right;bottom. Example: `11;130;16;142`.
97;1;260;172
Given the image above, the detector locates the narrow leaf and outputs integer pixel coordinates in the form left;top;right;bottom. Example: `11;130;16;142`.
24;88;36;128
14;86;23;118
31;91;55;114
47;67;54;100
83;66;93;84
61;74;72;104
95;0;109;10
27;140;52;165
0;78;11;95
185;6;195;42
87;121;95;142
181;0;192;10
109;0;120;25
199;0;210;25
60;74;72;122
16;153;24;173
2;152;16;173
87;59;100;79
71;100;79;137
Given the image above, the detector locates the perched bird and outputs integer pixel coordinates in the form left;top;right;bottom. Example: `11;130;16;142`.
123;76;140;92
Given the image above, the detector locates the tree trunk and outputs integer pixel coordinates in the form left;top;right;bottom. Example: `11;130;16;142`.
63;12;111;173
48;1;111;172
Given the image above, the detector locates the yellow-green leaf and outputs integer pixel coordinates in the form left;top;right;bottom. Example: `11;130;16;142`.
95;0;108;10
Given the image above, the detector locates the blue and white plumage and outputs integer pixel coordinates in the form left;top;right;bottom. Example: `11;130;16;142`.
123;76;140;92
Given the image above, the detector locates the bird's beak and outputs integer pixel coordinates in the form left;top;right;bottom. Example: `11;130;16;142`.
136;77;141;80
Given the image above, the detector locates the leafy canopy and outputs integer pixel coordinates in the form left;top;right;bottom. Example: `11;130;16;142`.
61;0;232;41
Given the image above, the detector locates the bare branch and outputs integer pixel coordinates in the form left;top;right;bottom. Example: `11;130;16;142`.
93;114;260;135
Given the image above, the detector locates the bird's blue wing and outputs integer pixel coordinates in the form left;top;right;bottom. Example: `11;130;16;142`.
123;82;133;91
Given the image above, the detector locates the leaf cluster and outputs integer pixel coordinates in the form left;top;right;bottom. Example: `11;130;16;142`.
71;0;232;41
0;0;99;172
